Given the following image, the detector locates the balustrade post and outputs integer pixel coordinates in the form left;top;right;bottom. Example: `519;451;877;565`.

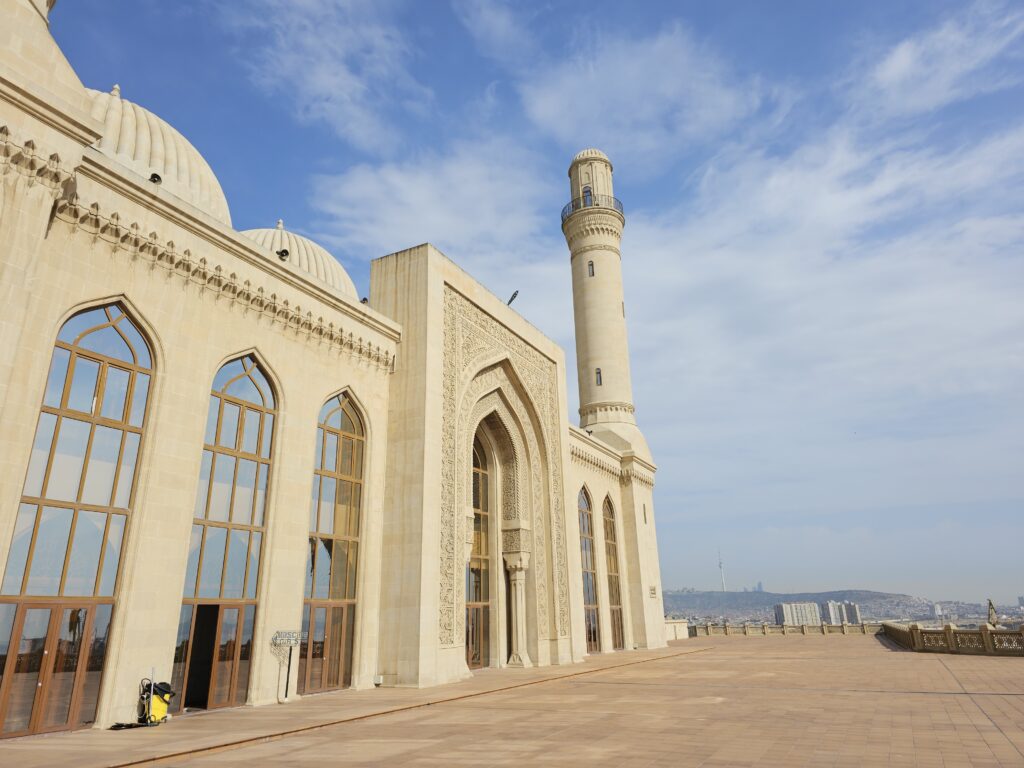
980;624;995;654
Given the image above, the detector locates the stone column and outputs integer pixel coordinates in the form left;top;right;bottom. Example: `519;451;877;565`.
503;551;532;667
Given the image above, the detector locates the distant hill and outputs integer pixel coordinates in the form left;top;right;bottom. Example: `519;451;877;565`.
663;589;934;621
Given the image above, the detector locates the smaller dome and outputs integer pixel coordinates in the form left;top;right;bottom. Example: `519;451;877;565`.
242;221;358;299
87;85;231;225
571;148;611;166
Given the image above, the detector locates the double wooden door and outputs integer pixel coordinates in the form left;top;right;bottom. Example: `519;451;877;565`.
0;601;112;738
173;602;254;712
465;604;489;669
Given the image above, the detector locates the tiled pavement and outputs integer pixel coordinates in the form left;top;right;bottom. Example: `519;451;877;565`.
2;635;1022;766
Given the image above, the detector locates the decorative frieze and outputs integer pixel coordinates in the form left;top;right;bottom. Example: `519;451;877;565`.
0;126;72;194
51;194;395;373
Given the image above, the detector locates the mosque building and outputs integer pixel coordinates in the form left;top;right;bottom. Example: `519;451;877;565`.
0;0;667;737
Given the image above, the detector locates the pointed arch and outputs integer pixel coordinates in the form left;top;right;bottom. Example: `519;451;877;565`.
0;300;156;735
602;495;625;650
578;485;600;653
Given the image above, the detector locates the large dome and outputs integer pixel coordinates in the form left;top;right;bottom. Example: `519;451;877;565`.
242;221;358;299
87;85;231;226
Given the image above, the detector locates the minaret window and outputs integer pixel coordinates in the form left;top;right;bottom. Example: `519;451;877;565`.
582;186;593;207
587;261;595;277
595;368;602;386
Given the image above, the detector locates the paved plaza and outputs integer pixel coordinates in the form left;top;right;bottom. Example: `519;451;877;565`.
2;636;1023;767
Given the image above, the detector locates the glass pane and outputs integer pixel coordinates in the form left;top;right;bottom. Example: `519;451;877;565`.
101;366;130;421
43;347;70;407
343;607;355;687
222;529;249;599
81;425;122;506
249;366;274;408
182;524;202;598
324;433;337;473
0;603;16;691
113;432;140;509
97;514;125;596
327;606;344;688
353;440;363;477
219;402;240;449
40;607;87;728
310;607;326;689
208;454;235;522
203;396;219;444
233;606;255;706
297;608;309;695
314;537;330;600
232;460;256;524
350;485;361;537
64;510;106;595
309;476;320;532
254;463;268;527
314;428;324;470
25;506;74;595
304;538;314;599
2;608;51;733
169;605;193;714
245;532;261;599
347;541;358;600
335;481;351;535
241;410;260;455
78;325;132;362
128;373;150;428
259;414;273;459
115;316;151;368
77;604;113;725
23;413;56;499
194;451;213;519
1;505;36;595
46;417;90;502
340;438;351;476
67;357;99;413
225;374;263;406
326;404;342;430
340;407;354;434
198;526;227;598
58;308;106;344
318;478;335;536
212;608;238;707
330;540;348;600
212;359;245;391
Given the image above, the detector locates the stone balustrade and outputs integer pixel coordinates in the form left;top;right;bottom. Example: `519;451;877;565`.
664;620;885;639
882;622;1024;656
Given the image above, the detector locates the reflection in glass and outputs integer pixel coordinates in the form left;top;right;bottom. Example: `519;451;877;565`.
208;455;235;522
169;605;193;714
212;608;238;707
64;511;106;595
113;432;140;509
44;347;71;407
97;514;125;596
198;526;226;598
2;608;50;733
77;604;113;725
232;460;256;524
128;373;150;428
223;529;249;599
0;603;16;690
80;426;121;506
25;506;73;595
40;608;87;728
67;358;99;413
233;606;255;706
101;367;130;421
48;418;90;502
1;505;36;595
23;413;57;498
183;525;202;598
219;402;239;449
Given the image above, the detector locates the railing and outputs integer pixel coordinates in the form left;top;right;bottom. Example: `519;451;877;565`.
882;622;1024;656
561;194;624;222
672;621;884;638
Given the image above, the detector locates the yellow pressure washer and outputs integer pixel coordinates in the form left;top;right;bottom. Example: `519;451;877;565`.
138;677;174;724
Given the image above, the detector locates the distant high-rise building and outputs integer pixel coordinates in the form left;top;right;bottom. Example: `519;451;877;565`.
820;601;862;625
932;603;944;620
756;581;764;592
775;602;822;626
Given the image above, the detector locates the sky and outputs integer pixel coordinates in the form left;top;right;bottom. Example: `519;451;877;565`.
50;1;1024;603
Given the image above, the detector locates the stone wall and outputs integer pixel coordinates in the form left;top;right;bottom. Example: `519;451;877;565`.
883;622;1024;656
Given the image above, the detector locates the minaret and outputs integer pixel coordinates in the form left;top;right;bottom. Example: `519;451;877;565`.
562;149;648;455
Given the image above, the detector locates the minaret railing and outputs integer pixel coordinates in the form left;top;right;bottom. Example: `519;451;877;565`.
561;194;624;222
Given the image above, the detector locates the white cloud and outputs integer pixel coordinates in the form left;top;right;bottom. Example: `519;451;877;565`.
452;0;538;70
224;0;432;154
850;0;1024;117
519;23;763;169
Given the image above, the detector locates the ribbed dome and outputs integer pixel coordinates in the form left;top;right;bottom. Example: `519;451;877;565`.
87;85;231;226
241;221;358;299
571;148;611;165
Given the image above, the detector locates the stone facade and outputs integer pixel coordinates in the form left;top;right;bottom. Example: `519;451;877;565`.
0;0;668;737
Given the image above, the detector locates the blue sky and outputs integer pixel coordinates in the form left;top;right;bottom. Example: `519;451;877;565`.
51;1;1024;603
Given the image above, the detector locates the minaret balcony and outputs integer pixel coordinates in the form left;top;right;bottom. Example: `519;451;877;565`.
561;194;624;222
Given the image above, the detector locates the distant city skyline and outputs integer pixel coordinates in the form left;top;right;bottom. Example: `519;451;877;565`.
49;1;1024;604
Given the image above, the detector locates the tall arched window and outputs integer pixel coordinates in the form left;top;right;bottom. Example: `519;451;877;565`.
171;355;275;712
0;303;152;737
299;393;364;694
582;185;593;207
595;368;603;387
466;438;490;669
578;489;600;653
603;498;625;650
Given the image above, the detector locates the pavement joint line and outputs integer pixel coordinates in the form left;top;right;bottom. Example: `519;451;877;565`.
105;646;713;767
935;655;1024;762
568;679;1024;698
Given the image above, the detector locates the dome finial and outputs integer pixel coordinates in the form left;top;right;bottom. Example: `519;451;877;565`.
276;219;284;229
111;83;121;98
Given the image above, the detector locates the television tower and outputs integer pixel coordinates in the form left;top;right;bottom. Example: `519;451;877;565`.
718;550;727;592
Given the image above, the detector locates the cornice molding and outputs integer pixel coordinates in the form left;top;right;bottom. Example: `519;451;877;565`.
0;71;102;145
569;443;656;488
52;193;396;374
579;401;635;420
570;243;621;258
0;124;73;194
